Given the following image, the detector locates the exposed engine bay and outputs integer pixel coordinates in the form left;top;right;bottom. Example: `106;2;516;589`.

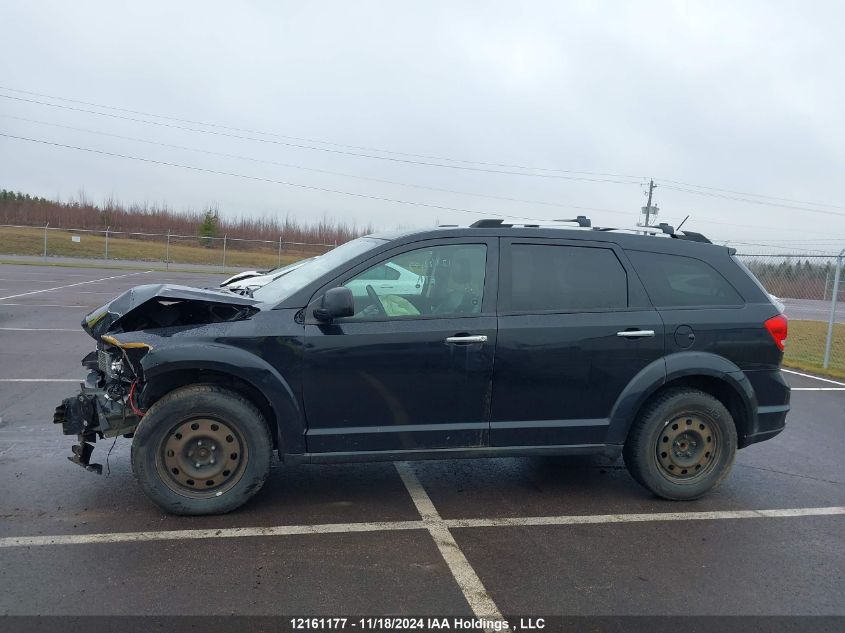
82;283;259;338
53;340;148;473
55;283;261;473
113;297;256;332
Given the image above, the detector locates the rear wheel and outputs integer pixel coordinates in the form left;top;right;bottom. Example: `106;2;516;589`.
623;388;737;500
131;385;272;515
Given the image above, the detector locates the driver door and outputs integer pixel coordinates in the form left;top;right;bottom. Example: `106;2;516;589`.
302;238;498;454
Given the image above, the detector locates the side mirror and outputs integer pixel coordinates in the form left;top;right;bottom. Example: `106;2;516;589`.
313;286;354;322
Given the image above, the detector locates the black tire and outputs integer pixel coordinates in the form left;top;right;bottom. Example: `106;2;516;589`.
131;385;272;515
623;387;737;500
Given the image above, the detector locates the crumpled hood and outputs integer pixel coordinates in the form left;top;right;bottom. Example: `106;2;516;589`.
82;284;261;339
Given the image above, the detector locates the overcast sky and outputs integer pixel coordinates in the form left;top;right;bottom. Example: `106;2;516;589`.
1;0;843;247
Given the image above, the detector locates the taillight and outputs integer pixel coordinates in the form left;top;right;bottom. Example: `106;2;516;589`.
765;314;788;351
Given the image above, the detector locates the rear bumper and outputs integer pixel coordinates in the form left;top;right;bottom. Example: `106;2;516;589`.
740;368;791;448
743;403;789;446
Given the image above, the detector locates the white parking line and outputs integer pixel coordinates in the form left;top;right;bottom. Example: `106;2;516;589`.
0;271;90;276
0;505;841;550
0;303;90;308
0;278;79;283
396;462;505;623
0;270;151;301
792;387;845;391
0;327;82;332
0;378;80;382
0;520;427;548
782;368;845;386
444;506;845;528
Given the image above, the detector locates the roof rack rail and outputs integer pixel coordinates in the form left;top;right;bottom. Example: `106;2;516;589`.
469;216;591;229
465;217;711;243
672;230;711;244
556;216;592;227
597;224;713;243
469;219;512;228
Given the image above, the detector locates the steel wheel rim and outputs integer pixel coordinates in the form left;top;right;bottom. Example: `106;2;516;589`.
655;412;721;482
157;417;249;498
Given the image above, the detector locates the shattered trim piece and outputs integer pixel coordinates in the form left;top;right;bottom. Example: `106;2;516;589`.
101;335;153;350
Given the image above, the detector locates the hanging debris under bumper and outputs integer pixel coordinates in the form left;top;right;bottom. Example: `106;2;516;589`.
53;368;142;475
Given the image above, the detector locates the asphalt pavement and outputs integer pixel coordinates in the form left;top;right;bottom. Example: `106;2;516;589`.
0;263;843;626
783;297;845;323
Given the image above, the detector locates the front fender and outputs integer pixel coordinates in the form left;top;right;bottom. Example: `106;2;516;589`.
606;352;756;445
139;342;305;453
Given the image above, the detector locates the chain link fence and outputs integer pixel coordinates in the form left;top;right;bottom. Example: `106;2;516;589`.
0;223;336;272
736;252;845;378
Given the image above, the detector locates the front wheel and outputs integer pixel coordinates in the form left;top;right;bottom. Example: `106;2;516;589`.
131;385;272;515
623;388;737;500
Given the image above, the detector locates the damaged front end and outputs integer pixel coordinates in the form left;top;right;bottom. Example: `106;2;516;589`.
54;283;260;474
53;336;150;473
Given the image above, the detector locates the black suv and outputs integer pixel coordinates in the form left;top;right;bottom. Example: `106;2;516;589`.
54;220;790;515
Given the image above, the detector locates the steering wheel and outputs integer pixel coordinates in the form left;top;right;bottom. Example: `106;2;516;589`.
365;284;388;317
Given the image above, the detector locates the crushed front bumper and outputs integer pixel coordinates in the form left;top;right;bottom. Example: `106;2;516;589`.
53;370;141;474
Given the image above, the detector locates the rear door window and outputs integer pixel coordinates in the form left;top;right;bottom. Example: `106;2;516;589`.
506;244;628;312
627;251;743;307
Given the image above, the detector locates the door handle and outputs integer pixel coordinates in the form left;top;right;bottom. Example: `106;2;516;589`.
617;330;655;338
445;335;488;344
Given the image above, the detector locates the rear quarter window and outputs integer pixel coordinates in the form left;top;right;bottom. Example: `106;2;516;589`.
627;250;744;308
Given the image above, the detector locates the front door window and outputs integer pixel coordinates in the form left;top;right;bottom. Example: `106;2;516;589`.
343;243;487;319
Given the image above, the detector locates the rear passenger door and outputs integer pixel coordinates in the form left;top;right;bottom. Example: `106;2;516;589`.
491;238;664;447
625;250;766;367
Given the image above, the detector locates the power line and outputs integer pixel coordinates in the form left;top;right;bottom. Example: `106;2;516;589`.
0;131;602;222
0;84;645;179
3;87;842;215
666;215;845;238
659;178;845;212
3;103;843;234
0;114;633;218
659;184;845;216
728;241;841;255
5;127;845;239
720;236;845;242
0;94;643;186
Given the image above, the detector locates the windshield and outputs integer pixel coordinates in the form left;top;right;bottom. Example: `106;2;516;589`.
252;237;384;303
265;257;315;276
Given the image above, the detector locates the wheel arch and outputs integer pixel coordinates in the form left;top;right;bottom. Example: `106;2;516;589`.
607;352;757;447
138;344;305;453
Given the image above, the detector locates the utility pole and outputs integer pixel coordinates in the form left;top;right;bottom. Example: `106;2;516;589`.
644;179;656;225
638;179;659;233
